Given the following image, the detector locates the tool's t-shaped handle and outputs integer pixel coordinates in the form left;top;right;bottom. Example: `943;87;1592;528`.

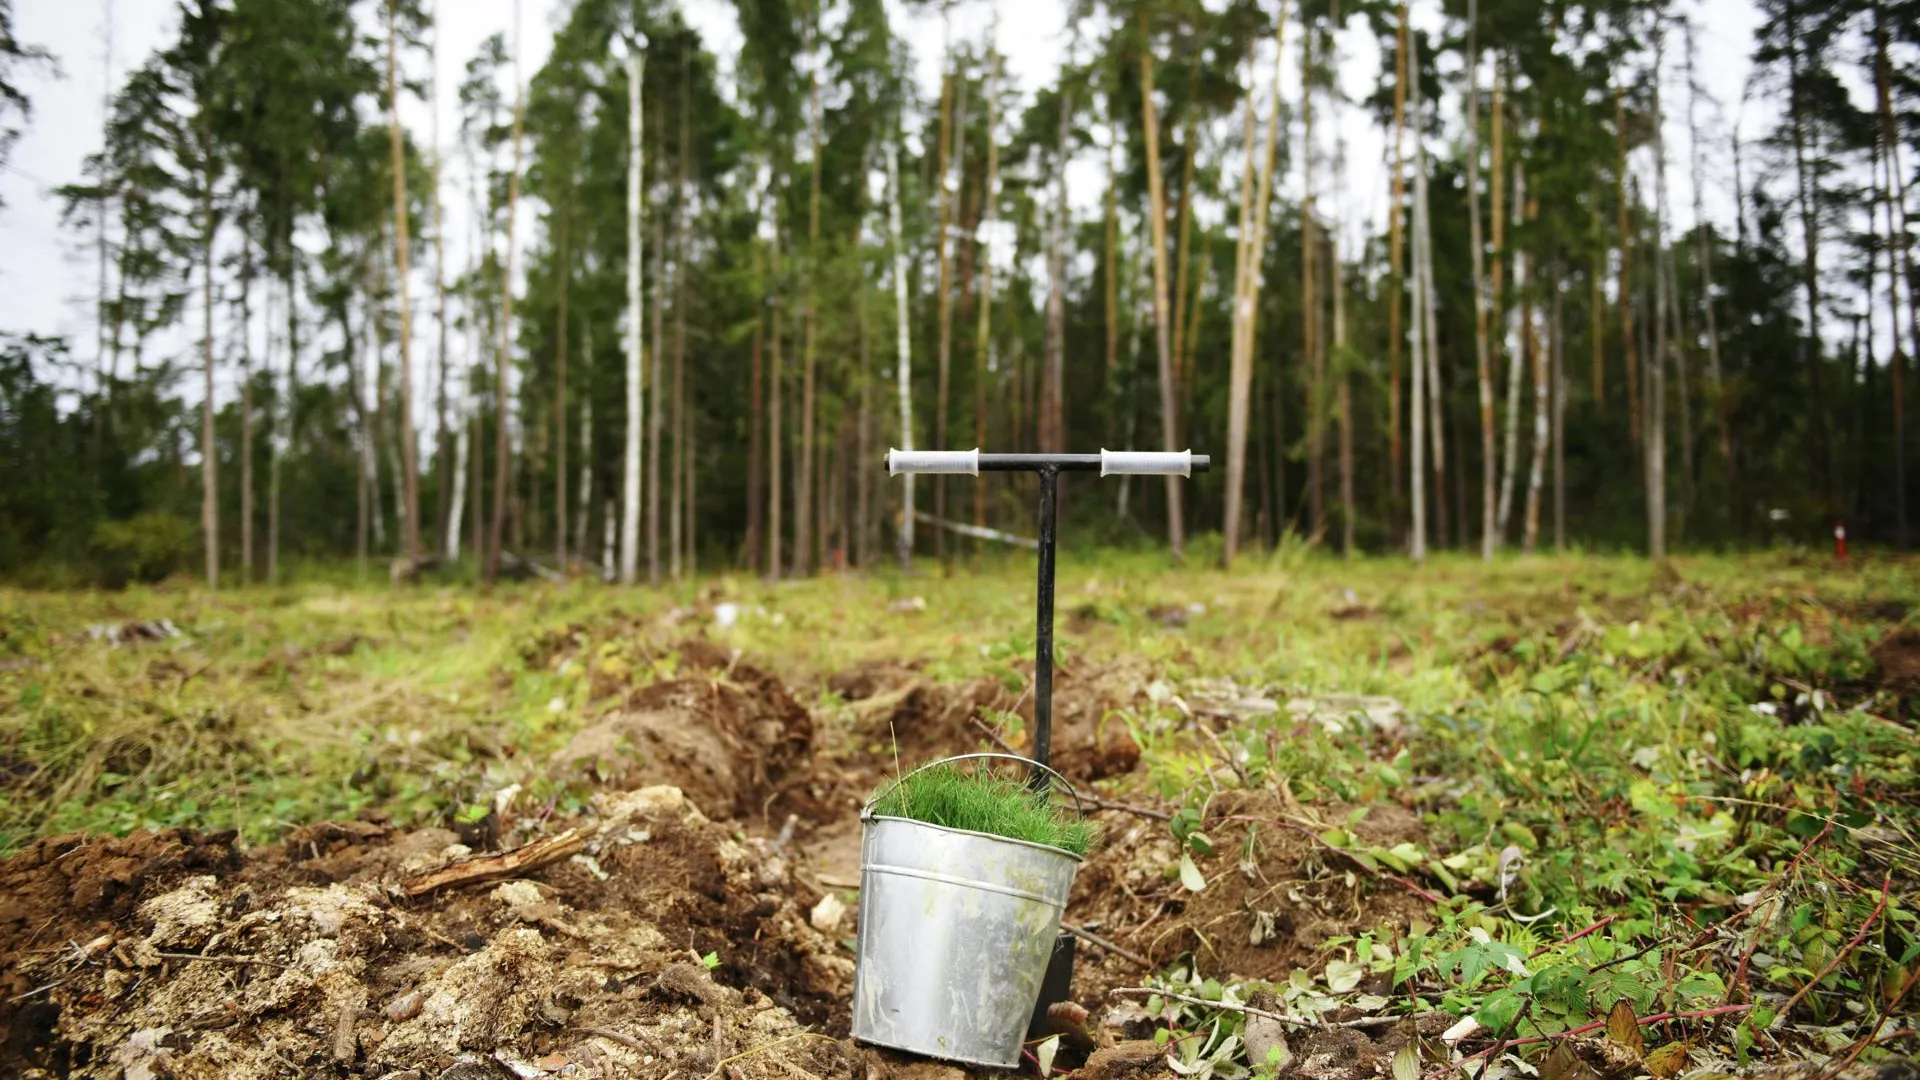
886;448;1208;477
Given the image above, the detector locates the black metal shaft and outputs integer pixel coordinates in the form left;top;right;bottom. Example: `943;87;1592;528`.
1032;466;1058;784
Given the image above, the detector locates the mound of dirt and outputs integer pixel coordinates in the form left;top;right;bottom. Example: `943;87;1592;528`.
0;827;241;967
552;654;813;821
1870;627;1920;695
0;787;864;1080
828;659;1144;783
1069;791;1431;983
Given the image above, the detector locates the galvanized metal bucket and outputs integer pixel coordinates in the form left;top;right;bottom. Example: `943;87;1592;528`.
851;753;1085;1069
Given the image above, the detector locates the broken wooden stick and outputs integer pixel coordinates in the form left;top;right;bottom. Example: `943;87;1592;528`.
402;826;587;897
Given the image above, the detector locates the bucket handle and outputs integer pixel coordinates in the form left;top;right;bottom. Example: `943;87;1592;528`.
863;752;1087;823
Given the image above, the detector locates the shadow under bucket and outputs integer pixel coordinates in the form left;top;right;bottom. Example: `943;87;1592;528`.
851;757;1084;1069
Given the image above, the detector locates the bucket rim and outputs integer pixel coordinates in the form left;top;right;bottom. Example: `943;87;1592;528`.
862;812;1087;863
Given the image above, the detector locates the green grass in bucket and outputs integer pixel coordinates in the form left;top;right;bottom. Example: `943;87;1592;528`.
868;763;1097;856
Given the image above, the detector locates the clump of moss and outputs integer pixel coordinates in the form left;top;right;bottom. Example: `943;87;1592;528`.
868;763;1097;856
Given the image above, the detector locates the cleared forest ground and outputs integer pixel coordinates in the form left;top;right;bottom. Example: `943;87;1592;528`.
0;551;1916;1079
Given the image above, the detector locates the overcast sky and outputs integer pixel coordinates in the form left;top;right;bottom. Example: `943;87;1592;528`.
0;0;1793;412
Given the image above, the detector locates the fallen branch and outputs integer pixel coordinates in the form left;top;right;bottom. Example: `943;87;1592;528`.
1078;792;1174;822
402;826;587;897
703;1031;842;1079
576;1025;648;1053
1107;986;1405;1030
913;510;1039;549
1063;922;1154;968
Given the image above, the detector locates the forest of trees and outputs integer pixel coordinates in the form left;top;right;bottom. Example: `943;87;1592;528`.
2;0;1919;586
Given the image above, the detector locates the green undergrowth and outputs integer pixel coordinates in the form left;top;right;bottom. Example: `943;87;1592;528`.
2;549;1918;1072
868;762;1097;856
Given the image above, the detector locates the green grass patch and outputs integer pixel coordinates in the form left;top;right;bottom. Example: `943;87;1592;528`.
869;762;1097;856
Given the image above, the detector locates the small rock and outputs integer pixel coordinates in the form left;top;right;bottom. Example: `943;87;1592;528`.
809;893;847;933
492;880;544;909
384;989;426;1022
1081;1041;1166;1079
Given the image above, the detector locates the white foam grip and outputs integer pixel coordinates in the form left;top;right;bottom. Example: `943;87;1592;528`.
1100;449;1193;477
886;448;981;476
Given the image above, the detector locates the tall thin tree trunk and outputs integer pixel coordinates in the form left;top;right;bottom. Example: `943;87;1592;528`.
886;131;914;570
856;263;872;570
1104;122;1119;427
1647;24;1669;559
1334;232;1354;557
1222;24;1282;558
1465;0;1495;560
552;200;570;571
1591;203;1606;408
1616;86;1640;443
200;130;218;589
1873;0;1907;548
974;44;1000;530
488;1;525;582
649;168;665;583
1301;13;1322;540
672;85;690;579
1409;28;1429;564
430;0;451;558
1137;12;1186;558
1498;164;1527;538
1552;277;1566;551
1041;78;1070;454
1171;105;1197;433
1523;213;1547;554
450;379;469;560
575;324;592;560
1784;0;1828;509
620;46;644;585
239;235;254;581
931;26;957;560
797;18;822;576
270;256;298;585
1417;66;1447;550
386;0;421;571
745;177;765;573
767;187;784;579
1387;2;1408;515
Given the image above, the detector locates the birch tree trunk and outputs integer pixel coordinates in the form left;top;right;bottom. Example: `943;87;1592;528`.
487;1;525;583
886;132;914;570
1041;78;1070;455
1647;25;1669;559
1523;219;1547;555
672;87;689;579
386;0;421;569
973;44;999;530
200;126;218;589
1498;164;1526;538
1465;0;1495;560
1417;57;1447;551
430;0;451;559
1387;2;1408;514
797;19;822;576
649;171;665;583
1301;15;1322;540
1221;6;1282;564
930;26;957;560
552;200;570;570
1137;13;1185;559
240;235;254;580
620;46;643;585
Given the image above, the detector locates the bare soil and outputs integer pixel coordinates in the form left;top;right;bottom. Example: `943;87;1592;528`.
0;641;1431;1080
